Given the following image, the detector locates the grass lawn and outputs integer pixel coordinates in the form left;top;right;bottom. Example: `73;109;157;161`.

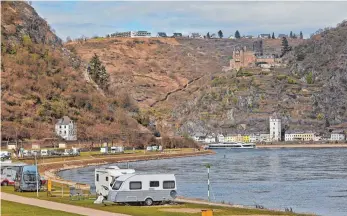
1;186;307;216
1;200;82;216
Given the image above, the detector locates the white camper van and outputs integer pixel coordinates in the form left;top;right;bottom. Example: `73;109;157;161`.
107;173;177;205
95;166;135;198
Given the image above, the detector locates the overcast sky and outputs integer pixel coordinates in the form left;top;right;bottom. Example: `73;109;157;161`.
32;1;347;41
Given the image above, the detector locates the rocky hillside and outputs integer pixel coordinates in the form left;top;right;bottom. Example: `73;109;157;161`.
288;21;347;127
1;1;152;144
67;35;304;136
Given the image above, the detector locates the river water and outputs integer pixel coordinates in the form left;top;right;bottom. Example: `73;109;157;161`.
58;148;347;216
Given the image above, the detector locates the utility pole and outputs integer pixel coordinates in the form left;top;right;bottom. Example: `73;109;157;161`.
206;164;211;202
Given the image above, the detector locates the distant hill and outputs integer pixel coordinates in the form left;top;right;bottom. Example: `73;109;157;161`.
1;1;151;145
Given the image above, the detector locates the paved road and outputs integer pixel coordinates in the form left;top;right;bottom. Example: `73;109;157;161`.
0;192;129;216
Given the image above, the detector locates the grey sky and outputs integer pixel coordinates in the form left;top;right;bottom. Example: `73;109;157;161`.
32;1;347;40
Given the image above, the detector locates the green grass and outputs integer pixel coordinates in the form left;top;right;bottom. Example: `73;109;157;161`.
1;200;82;216
1;186;307;216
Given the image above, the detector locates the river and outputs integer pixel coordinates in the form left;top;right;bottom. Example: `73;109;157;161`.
58;148;347;216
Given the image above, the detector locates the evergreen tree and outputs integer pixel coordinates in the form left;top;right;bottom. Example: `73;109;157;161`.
289;31;293;38
206;32;210;39
293;33;297;39
218;30;223;39
281;37;290;57
299;31;303;39
272;32;275;39
235;30;241;39
88;53;110;89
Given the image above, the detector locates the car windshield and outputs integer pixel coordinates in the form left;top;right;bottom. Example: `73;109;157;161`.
112;181;123;190
23;173;37;182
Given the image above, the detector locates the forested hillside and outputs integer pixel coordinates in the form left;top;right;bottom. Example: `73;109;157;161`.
1;1;150;144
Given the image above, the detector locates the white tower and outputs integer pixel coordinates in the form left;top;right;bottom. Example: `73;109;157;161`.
269;115;281;141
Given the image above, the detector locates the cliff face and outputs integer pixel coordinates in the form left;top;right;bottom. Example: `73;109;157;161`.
1;1;151;144
288;21;347;127
1;1;61;45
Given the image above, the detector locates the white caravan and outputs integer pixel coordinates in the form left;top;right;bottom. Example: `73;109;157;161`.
95;166;135;198
107;173;177;205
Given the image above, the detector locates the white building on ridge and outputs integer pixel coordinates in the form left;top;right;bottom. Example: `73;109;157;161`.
330;130;346;141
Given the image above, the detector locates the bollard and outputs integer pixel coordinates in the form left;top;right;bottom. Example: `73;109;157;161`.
201;209;213;216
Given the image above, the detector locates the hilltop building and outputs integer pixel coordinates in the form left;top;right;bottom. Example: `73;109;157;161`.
55;116;77;141
156;32;167;37
229;47;256;71
113;31;151;38
269;115;281;141
258;34;271;39
172;33;183;37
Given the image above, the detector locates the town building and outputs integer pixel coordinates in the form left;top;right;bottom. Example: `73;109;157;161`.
269;115;281;141
192;132;206;142
249;134;261;143
204;134;216;143
284;131;315;141
258;34;271;39
217;134;225;143
260;133;271;142
156;32;167;37
113;31;151;38
242;135;250;143
225;134;237;142
55;116;77;141
330;130;346;141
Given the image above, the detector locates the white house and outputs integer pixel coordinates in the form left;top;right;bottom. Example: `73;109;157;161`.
330;130;346;141
55;116;77;141
269;115;281;141
284;131;315;142
217;134;225;143
259;133;271;142
249;134;261;143
190;33;203;39
192;133;206;142
204;134;216;143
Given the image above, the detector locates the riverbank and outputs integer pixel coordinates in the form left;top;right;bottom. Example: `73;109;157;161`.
39;149;214;189
257;143;347;148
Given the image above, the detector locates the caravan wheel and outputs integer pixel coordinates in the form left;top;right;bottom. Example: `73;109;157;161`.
144;198;153;206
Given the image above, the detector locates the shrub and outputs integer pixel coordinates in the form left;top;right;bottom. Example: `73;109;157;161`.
276;74;287;80
306;72;314;84
287;77;297;84
317;113;324;120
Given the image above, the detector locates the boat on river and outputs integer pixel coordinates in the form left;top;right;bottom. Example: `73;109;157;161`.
208;142;256;149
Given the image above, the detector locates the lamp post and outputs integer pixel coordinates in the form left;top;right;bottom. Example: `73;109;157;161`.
35;153;39;197
205;164;211;202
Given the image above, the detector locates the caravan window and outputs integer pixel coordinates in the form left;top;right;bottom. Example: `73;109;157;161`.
96;174;99;182
163;181;175;189
150;181;159;187
129;181;142;190
113;181;123;190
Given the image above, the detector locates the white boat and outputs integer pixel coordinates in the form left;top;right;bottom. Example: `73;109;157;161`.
208;142;256;149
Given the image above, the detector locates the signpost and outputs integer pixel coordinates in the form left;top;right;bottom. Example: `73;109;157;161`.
205;164;211;202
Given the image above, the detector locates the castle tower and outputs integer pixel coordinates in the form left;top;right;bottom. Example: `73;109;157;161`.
269;115;281;141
